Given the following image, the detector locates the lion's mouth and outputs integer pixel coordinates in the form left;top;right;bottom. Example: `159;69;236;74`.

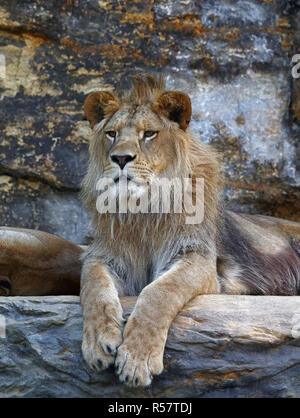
113;175;132;184
113;175;149;188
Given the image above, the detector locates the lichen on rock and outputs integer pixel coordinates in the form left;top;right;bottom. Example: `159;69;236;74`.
0;0;299;243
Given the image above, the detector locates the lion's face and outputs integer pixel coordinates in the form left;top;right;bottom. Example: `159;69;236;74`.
84;76;192;201
96;103;180;187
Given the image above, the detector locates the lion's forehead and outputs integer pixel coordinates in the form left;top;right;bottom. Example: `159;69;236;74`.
107;104;162;131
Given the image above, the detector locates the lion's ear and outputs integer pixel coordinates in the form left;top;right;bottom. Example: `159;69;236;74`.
154;91;192;131
84;92;119;128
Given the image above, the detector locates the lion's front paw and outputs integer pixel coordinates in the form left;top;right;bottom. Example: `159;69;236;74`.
82;326;116;371
82;302;125;371
115;328;165;387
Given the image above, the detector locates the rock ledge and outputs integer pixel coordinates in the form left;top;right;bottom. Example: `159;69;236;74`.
0;295;299;398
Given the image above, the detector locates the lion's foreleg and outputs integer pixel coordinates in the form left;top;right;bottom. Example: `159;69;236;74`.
81;258;125;371
115;252;220;387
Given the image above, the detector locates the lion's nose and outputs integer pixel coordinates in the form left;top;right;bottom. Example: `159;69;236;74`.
111;154;136;169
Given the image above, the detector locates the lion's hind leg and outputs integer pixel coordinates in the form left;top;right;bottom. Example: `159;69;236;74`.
219;212;300;296
0;227;83;296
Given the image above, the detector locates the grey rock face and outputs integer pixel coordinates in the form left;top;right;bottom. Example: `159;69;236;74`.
0;295;299;398
0;0;299;244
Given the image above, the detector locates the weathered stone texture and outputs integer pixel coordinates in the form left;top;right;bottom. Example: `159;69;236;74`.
0;295;299;398
0;0;299;243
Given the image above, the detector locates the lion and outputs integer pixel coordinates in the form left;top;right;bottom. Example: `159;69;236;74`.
0;74;300;388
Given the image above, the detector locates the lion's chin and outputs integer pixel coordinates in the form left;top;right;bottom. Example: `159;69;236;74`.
113;175;146;186
110;176;149;200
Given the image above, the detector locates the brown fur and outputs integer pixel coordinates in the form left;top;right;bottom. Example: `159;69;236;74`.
0;74;299;388
84;91;119;129
80;74;221;386
79;74;300;387
0;227;82;296
218;212;300;296
153;91;192;131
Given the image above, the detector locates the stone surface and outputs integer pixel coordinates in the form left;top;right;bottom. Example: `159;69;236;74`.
0;0;300;243
0;294;299;398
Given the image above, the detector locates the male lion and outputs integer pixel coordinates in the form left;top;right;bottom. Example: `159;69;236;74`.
0;74;300;388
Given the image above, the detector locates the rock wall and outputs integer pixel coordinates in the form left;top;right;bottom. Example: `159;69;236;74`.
0;295;299;398
0;0;299;243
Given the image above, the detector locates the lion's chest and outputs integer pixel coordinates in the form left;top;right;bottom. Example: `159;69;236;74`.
106;237;177;296
108;245;159;296
99;216;188;296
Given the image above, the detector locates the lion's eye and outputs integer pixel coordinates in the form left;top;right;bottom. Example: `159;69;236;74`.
143;131;158;140
106;131;117;140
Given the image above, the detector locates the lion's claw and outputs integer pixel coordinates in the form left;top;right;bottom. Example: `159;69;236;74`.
115;341;163;387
